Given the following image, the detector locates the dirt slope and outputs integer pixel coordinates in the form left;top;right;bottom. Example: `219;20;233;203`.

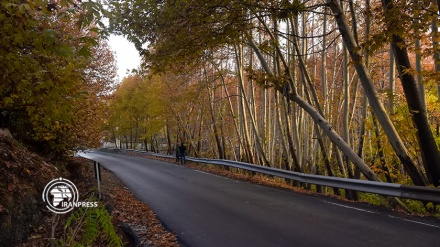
0;134;59;246
0;133;178;246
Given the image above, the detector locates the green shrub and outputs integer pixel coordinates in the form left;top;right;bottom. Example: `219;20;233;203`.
54;204;122;247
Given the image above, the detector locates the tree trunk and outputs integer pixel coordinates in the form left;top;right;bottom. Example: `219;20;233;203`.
248;37;381;182
235;43;270;166
235;44;254;164
355;0;370;182
326;0;429;186
166;124;172;154
372;115;393;183
432;16;440;137
415;27;426;110
205;66;225;159
281;88;302;172
389;44;396;114
431;14;440;101
381;0;440;186
275;90;290;169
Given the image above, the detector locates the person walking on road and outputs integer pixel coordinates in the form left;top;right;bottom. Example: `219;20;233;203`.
175;144;180;163
178;142;186;165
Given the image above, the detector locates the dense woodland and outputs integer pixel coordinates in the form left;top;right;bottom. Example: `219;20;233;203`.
0;0;117;154
106;0;440;193
1;0;440;204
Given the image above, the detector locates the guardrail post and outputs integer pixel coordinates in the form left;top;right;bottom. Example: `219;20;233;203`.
94;161;101;199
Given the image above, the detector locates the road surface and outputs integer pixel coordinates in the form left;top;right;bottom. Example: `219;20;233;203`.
80;151;440;247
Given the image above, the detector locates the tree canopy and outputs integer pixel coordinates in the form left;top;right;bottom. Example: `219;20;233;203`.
0;0;116;154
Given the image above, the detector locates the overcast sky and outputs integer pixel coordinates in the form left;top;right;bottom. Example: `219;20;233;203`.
107;34;141;82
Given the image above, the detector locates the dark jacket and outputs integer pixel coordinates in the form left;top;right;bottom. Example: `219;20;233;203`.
178;144;186;154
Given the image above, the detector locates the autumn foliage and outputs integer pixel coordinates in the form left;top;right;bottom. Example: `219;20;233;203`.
106;0;440;193
0;0;116;154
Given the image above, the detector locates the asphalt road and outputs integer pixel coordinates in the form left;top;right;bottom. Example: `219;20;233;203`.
80;151;440;247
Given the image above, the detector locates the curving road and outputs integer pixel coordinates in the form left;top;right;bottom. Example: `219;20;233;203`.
80;151;440;247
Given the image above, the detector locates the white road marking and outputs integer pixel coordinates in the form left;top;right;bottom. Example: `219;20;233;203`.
195;170;229;179
387;215;440;229
323;201;378;214
324;201;440;229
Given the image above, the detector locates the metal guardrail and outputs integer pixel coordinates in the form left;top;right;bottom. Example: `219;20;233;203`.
101;148;440;203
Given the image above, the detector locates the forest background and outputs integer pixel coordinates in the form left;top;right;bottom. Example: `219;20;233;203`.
105;0;440;207
1;0;440;211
